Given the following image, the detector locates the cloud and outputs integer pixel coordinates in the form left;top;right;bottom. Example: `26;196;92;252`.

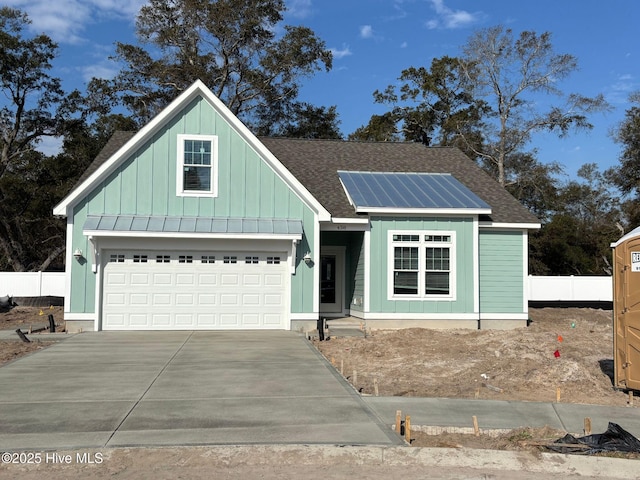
287;0;313;19
4;0;145;44
426;0;482;29
330;45;352;60
360;25;374;39
80;62;120;82
606;73;638;104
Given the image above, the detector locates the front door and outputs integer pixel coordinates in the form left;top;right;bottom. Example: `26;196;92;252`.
320;247;344;314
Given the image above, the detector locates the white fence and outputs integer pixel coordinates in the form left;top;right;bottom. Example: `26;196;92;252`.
528;275;612;302
0;272;615;303
0;272;65;297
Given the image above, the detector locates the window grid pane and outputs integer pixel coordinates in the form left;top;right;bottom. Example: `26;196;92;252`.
183;138;212;192
394;247;418;270
426;247;449;271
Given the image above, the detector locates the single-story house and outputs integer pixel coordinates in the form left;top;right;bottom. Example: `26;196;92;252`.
53;80;540;333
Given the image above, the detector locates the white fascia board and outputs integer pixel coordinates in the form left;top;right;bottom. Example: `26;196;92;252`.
479;222;541;230
331;217;369;224
82;230;303;241
54;80;331;222
338;177;356;210
63;220;74;313
473;216;480;313
358;207;492;215
522;229;529;312
195;84;331;221
54;82;207;217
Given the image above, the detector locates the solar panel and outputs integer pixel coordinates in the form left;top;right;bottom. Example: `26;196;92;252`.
338;171;491;213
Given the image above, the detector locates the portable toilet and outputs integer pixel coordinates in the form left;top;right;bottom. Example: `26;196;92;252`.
611;226;640;390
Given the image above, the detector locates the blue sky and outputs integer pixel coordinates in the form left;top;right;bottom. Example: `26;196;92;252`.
6;0;640;179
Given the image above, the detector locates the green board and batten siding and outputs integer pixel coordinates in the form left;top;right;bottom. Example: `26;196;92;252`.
368;216;475;314
479;230;525;313
69;96;316;316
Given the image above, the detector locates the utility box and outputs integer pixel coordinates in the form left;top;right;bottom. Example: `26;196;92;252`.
612;226;640;390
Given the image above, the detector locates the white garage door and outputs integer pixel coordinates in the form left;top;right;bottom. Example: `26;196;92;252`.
102;250;288;330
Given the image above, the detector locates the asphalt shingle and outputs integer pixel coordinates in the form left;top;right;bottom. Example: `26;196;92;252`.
260;138;539;224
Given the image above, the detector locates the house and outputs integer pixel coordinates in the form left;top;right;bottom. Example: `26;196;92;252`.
53;80;540;333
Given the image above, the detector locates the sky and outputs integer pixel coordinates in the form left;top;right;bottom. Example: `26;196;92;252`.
5;0;640;179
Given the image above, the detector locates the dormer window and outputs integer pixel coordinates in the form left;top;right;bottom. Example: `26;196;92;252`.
177;134;218;196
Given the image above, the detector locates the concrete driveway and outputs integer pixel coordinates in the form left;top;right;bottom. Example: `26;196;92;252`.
0;331;401;450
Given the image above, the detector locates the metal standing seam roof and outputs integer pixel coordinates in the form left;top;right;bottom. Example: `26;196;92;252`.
83;215;303;236
337;171;492;212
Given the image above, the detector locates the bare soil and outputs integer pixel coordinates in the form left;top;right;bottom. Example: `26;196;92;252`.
0;305;64;366
315;307;625;406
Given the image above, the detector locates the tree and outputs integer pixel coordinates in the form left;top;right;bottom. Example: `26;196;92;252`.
609;92;640;197
88;0;333;130
530;164;622;275
348;112;401;142
459;26;609;186
257;103;342;139
0;8;68;271
351;56;487;153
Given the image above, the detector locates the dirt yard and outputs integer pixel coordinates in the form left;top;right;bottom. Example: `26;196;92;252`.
0;305;63;365
315;307;626;406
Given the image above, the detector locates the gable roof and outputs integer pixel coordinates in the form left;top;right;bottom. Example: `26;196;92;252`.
53;80;330;221
259;137;539;225
66;133;539;226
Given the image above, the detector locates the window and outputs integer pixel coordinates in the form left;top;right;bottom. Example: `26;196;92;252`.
109;254;124;263
177;134;218;196
156;255;171;263
393;247;418;294
223;256;237;264
133;254;148;263
179;255;193;263
389;231;455;299
267;256;281;264
425;247;450;295
245;256;259;264
201;255;215;264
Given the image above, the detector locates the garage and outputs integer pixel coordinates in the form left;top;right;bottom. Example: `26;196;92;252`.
101;249;289;330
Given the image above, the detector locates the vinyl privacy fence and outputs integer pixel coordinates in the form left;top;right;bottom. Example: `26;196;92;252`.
0;273;613;302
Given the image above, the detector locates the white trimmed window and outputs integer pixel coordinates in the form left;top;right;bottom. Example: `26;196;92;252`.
389;231;455;300
177;134;218;196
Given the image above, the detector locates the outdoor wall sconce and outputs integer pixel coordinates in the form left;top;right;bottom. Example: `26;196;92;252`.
303;252;312;265
73;249;83;261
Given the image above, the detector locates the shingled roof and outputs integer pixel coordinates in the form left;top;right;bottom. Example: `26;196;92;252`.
259;137;538;225
71;133;538;225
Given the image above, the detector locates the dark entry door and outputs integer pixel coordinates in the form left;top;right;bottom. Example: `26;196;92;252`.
320;249;343;313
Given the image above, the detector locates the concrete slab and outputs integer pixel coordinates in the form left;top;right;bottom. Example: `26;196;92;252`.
552;402;640;437
0;331;401;451
364;397;566;430
364;396;640;438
